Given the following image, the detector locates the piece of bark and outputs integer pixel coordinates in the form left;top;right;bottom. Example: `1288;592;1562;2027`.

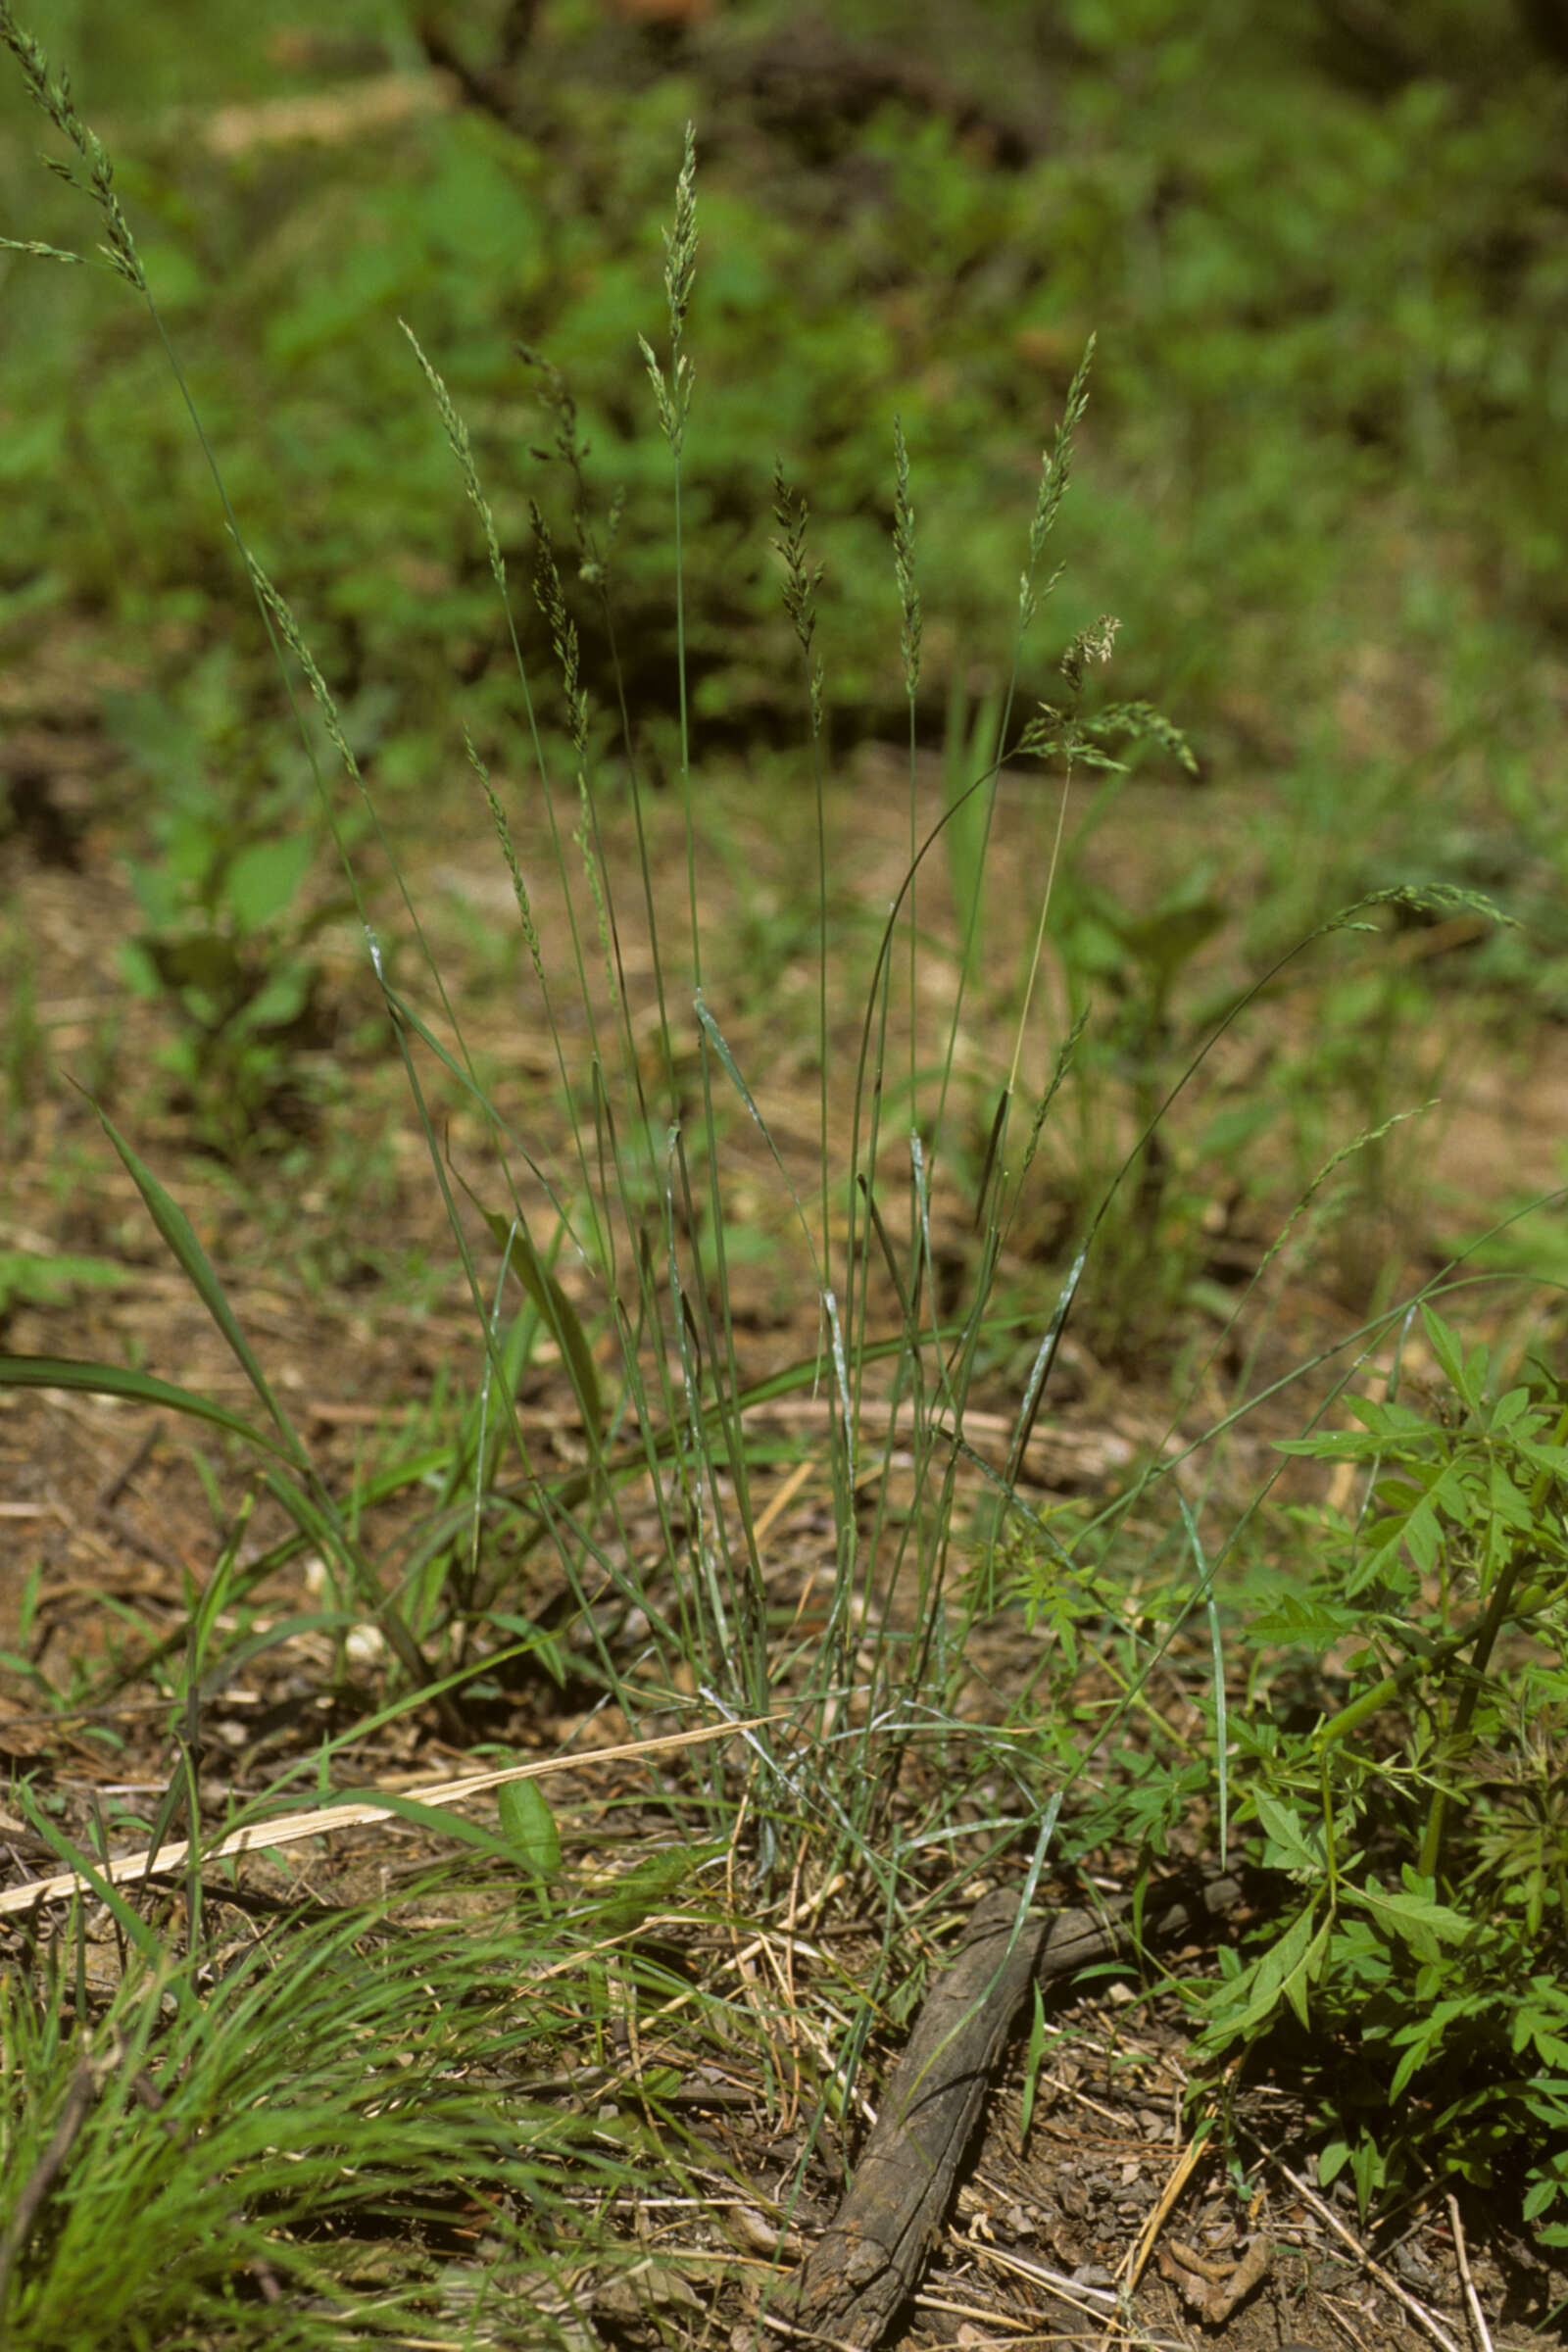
771;1870;1247;2349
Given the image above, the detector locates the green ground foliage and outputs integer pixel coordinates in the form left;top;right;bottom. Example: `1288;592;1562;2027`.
3;3;1568;2346
3;0;1565;773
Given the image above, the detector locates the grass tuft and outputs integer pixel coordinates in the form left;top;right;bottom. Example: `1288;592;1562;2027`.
2;27;1566;2344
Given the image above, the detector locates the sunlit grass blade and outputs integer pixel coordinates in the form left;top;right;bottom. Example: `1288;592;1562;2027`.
89;1102;307;1461
0;1351;282;1454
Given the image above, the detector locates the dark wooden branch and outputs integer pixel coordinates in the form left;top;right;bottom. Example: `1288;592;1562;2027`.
770;1869;1249;2349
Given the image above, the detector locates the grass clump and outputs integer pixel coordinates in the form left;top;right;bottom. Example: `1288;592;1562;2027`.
2;12;1566;2345
1;1870;702;2350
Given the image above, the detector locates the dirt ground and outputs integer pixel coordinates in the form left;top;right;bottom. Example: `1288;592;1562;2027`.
4;713;1568;2349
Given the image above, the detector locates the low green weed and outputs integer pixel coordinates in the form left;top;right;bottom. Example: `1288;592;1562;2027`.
0;1248;133;1324
1185;1303;1568;2234
1036;845;1229;1351
105;662;363;1153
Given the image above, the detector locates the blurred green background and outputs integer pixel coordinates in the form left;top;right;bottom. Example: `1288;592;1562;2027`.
2;0;1565;954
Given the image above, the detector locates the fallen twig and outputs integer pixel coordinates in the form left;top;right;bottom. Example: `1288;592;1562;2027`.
768;1869;1249;2349
0;1716;773;1915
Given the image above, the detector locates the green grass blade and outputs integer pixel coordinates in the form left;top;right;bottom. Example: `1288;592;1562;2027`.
15;1790;170;1971
90;1102;306;1461
474;1201;607;1447
0;1352;282;1455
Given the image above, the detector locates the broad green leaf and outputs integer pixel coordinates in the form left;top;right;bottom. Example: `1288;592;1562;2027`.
1389;1995;1469;2094
1284;1916;1332;2030
225;834;314;930
1248;1592;1362;1648
1420;1304;1487;1410
498;1780;563;1886
1347;1881;1472;1946
1518;2013;1568;2072
1489;1386;1531;1434
1202;1901;1320;2044
1252;1790;1324;1875
1514;1435;1568;1479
